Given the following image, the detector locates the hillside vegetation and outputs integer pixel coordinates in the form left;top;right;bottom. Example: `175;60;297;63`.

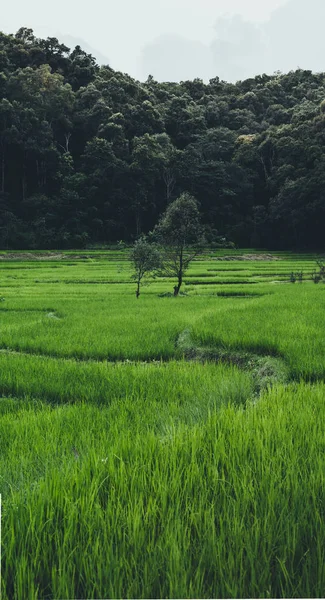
1;28;325;249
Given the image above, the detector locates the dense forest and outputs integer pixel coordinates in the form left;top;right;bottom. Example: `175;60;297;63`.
0;27;324;249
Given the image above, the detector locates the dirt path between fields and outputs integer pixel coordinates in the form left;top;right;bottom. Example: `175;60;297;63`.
214;254;281;261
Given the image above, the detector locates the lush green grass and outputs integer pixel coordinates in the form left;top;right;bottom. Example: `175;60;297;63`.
191;285;325;379
0;249;325;599
0;354;252;409
1;279;324;376
2;383;325;599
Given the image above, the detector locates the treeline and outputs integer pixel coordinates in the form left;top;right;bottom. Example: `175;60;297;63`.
0;27;325;249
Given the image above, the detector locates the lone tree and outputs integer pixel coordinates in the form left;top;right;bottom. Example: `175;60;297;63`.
130;236;161;298
154;192;205;296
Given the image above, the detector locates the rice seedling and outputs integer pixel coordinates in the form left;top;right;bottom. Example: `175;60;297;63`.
0;249;325;598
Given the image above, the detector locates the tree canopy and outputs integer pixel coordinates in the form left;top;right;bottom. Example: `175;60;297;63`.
154;193;204;295
130;235;161;298
0;28;325;250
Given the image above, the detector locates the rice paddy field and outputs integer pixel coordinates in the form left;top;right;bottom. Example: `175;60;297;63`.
1;248;325;599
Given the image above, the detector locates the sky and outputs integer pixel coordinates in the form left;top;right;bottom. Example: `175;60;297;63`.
2;0;325;82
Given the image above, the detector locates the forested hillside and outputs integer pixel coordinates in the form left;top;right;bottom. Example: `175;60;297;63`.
1;28;325;249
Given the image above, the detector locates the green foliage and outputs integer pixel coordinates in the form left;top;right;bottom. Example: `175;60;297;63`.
0;29;325;249
2;382;325;599
154;192;204;295
155;193;203;246
130;236;161;297
316;260;325;279
289;271;303;283
311;259;325;283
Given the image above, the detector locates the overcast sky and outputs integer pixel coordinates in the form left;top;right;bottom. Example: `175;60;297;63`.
3;0;324;82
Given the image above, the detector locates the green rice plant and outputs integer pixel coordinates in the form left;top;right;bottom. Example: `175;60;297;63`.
0;354;253;410
1;382;325;598
0;249;325;598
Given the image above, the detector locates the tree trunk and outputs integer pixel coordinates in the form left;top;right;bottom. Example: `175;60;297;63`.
259;156;269;182
22;152;27;201
36;159;41;189
136;280;140;298
65;132;71;154
135;212;141;238
174;249;183;296
174;273;182;296
1;144;5;194
163;167;176;202
42;160;47;187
